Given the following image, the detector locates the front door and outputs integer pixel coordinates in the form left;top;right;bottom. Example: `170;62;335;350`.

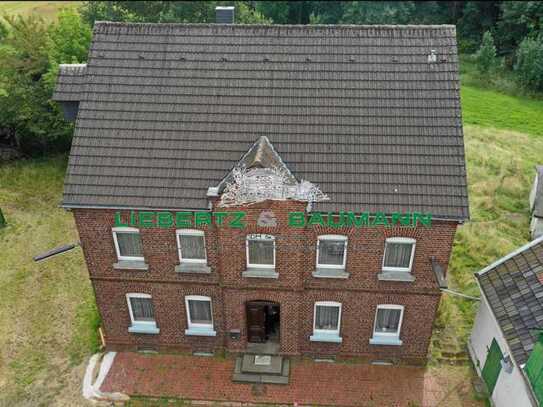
246;303;266;343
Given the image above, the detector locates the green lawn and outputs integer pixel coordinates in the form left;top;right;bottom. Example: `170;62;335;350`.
0;157;99;405
0;1;81;21
462;85;543;137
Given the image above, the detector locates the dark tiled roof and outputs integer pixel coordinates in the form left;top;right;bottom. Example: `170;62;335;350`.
533;166;543;217
59;22;469;219
477;237;543;365
52;64;87;102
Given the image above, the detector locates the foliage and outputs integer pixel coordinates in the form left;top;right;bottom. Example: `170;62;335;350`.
476;31;498;75
341;1;416;25
514;35;543;91
457;1;500;53
0;10;91;155
496;1;543;53
80;1;271;25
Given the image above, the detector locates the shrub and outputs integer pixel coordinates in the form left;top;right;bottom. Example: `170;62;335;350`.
515;36;543;91
476;31;498;75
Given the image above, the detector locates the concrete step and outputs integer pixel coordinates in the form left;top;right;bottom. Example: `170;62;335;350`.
232;354;290;385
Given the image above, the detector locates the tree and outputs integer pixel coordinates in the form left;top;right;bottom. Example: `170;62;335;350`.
81;1;270;25
0;11;91;155
44;9;92;88
476;31;498;75
341;1;416;25
496;1;543;53
515;35;543;91
457;1;501;53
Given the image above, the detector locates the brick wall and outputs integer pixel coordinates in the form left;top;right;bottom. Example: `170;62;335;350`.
73;199;457;363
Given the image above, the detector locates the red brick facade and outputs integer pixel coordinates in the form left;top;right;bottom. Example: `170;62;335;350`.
73;199;457;364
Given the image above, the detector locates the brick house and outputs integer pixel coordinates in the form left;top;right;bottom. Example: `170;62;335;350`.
53;18;468;365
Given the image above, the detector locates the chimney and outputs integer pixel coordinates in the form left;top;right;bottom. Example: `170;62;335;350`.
216;6;235;24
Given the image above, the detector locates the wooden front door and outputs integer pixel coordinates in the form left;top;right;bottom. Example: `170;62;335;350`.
246;303;266;343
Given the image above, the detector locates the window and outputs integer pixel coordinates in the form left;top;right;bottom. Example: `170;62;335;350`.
370;305;404;346
382;237;416;273
177;229;206;264
317;235;347;269
246;234;275;268
310;301;342;343
113;227;144;261
126;293;159;334
185;295;216;336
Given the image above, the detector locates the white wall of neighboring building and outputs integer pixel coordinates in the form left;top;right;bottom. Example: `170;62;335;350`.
530;173;538;212
469;298;535;407
531;216;543;240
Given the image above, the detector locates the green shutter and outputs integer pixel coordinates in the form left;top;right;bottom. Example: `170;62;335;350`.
482;338;503;394
525;340;543;404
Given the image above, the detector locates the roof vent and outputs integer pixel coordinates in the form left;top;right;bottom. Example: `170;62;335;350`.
428;50;437;63
216;6;234;24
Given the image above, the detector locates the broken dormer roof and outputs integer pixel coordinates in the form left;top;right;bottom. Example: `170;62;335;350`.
216;136;297;193
59;22;469;219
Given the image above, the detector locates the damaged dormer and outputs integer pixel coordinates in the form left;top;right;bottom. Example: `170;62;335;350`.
52;63;87;121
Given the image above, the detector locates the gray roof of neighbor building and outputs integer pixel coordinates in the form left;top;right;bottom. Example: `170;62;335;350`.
52;64;87;101
477;237;543;365
532;166;543;217
56;22;469;219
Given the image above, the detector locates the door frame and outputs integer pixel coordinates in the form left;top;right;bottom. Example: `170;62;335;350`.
245;300;280;344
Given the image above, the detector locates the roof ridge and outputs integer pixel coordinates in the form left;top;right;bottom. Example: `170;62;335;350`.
94;21;456;30
477;235;543;277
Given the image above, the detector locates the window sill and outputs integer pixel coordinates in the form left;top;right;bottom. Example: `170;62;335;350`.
114;260;149;271
175;263;211;274
185;327;217;337
242;268;279;279
369;336;402;346
310;333;343;343
377;271;415;282
312;268;349;279
128;323;159;334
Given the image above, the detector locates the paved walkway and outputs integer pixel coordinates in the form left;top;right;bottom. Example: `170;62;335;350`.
101;352;482;406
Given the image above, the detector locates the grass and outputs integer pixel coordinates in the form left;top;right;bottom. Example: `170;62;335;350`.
461;86;543;137
0;1;81;21
0;156;99;406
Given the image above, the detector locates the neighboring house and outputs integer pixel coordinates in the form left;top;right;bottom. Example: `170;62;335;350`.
469;236;543;406
53;12;469;364
530;166;543;240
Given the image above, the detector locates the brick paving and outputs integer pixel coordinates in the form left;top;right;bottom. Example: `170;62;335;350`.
100;352;479;406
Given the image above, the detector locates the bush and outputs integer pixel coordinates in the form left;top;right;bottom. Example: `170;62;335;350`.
515;36;543;91
476;31;498;75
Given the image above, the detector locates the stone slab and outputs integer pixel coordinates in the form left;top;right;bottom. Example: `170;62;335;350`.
241;354;282;374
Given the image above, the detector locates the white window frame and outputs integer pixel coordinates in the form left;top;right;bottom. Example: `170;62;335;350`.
126;293;155;326
112;226;144;261
176;229;207;264
185;295;214;330
246;234;276;269
316;235;348;269
372;304;404;339
313;301;342;336
382;237;416;273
